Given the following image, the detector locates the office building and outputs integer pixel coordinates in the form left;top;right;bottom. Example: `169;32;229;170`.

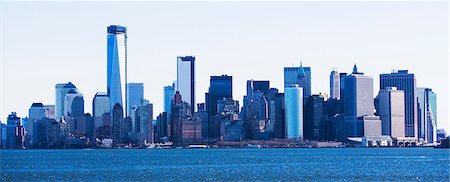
380;70;418;138
206;75;232;139
64;89;84;118
93;92;110;128
55;82;79;121
417;88;437;144
164;84;175;115
6;112;25;148
378;87;405;138
156;112;169;143
284;85;303;139
112;103;124;145
44;105;55;119
176;56;195;113
330;69;340;100
242;80;271;140
107;25;127;116
304;95;324;140
284;62;311;97
126;83;144;116
344;65;374;138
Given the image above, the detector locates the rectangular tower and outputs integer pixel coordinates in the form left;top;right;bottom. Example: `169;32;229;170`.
176;56;195;113
380;70;418;138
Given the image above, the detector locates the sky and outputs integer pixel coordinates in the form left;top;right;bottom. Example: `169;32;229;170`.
1;1;448;131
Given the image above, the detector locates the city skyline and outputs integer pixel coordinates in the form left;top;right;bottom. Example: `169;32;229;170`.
1;2;448;132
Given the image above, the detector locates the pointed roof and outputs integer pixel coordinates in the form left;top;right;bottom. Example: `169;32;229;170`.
64;82;76;88
352;64;358;74
298;61;306;78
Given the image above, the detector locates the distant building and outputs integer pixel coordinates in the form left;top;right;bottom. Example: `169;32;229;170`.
126;83;144;116
163;84;175;115
112;103;124;145
284;62;311;97
206;75;232;139
176;56;196;113
380;70;418;138
304;95;324;140
44;105;55;119
330;69;340;100
170;91;193;146
156;112;169;143
93;92;110;128
284;85;303;139
417;88;437;144
55;82;79;121
344;65;374;138
6;112;25;148
242;80;271;140
378;87;405;139
107;25;127;117
64;89;84;118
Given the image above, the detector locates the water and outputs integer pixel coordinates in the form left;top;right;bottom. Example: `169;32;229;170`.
1;148;449;181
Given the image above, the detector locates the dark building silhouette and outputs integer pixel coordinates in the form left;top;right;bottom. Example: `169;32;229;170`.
304;95;324;140
112;103;124;145
206;75;232;140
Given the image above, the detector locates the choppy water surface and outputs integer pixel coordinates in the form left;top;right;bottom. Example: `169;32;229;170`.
1;148;449;181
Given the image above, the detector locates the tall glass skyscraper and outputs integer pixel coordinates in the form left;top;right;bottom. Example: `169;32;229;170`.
284;85;303;139
107;25;127;116
380;70;417;138
284;62;311;97
126;83;144;116
176;56;195;113
417;88;437;144
164;84;175;115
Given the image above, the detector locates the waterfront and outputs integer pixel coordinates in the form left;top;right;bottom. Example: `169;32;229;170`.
1;148;449;181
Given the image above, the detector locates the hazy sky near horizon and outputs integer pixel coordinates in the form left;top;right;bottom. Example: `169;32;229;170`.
1;2;448;131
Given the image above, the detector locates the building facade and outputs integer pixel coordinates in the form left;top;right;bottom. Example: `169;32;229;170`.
284;63;311;97
126;83;144;116
417;88;437;144
176;56;195;113
330;69;340;100
284;85;303;139
107;25;127;116
378;87;405;139
380;70;418;138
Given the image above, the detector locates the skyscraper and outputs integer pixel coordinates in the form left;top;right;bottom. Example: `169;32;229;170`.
176;56;195;113
284;85;303;139
284;62;311;97
64;89;84;118
304;95;324;140
206;75;232;139
107;25;127;116
417;88;437;144
55;82;79;121
29;103;46;120
330;69;340;100
163;84;175;115
112;103;124;145
344;65;374;138
126;83;144;116
242;80;271;140
378;87;405;139
93;92;110;128
380;70;418;138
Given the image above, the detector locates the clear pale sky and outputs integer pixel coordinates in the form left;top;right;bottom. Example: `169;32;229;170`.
1;1;448;131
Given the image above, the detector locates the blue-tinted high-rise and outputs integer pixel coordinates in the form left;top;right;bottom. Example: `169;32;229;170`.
380;70;418;138
176;56;195;113
284;62;311;97
107;25;127;116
